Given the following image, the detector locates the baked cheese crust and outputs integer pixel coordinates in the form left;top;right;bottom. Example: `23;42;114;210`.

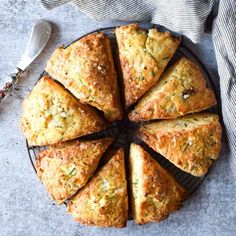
129;57;217;121
138;113;222;176
67;148;128;227
45;33;123;122
129;144;187;224
115;24;181;108
20;76;107;146
35;138;113;204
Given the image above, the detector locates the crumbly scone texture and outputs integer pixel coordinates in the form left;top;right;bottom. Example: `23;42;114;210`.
129;57;217;121
129;144;187;224
138;113;222;177
20;76;107;146
35;138;113;204
115;24;181;108
45;32;123;122
67;148;128;228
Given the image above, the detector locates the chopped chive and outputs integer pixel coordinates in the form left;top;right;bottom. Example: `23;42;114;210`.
68;167;76;176
150;70;155;77
183;143;189;152
163;56;170;61
137;76;145;82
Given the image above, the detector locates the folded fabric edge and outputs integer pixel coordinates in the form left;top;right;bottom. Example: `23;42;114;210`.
39;0;72;10
212;0;236;175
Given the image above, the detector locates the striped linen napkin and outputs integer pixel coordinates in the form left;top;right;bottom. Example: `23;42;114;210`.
40;0;236;174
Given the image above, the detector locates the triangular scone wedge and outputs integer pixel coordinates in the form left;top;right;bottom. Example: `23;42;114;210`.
45;33;123;122
20;76;107;146
35;138;113;204
129;144;187;224
67;148;128;228
129;57;217;121
137;113;222;176
115;24;181;108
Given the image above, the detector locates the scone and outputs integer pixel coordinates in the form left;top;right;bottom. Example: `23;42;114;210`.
129;57;217;121
67;148;128;228
20;76;107;146
115;24;181;108
137;113;222;176
129;144;187;224
35;138;113;204
45;32;123;122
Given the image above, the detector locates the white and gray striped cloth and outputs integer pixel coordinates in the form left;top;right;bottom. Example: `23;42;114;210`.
40;0;236;174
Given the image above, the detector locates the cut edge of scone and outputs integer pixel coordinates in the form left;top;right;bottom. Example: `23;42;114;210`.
45;32;123;122
115;23;182;108
35;137;114;205
67;148;128;228
137;113;222;176
129;57;217;121
20;76;108;146
129;143;187;225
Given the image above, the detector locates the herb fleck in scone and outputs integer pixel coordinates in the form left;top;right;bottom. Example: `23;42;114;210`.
67;148;128;228
45;33;123;122
129;144;187;224
35;138;113;204
20;76;107;146
129;57;217;121
115;24;181;108
138;113;222;176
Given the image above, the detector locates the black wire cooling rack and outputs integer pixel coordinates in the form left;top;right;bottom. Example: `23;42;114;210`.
26;23;220;201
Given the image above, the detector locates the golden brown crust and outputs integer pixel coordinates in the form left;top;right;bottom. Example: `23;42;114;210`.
129;57;217;121
115;24;181;108
129;144;187;224
138;113;222;176
67;148;128;227
35;138;113;204
20;76;107;146
45;33;123;122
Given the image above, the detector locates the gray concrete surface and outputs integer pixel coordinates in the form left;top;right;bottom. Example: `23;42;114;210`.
0;1;235;235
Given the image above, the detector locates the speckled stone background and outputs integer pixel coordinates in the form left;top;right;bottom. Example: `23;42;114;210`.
0;1;235;235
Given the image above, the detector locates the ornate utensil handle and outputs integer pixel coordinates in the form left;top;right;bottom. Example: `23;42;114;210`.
0;68;23;103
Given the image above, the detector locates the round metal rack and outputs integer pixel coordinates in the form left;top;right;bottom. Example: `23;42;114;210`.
26;23;219;206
